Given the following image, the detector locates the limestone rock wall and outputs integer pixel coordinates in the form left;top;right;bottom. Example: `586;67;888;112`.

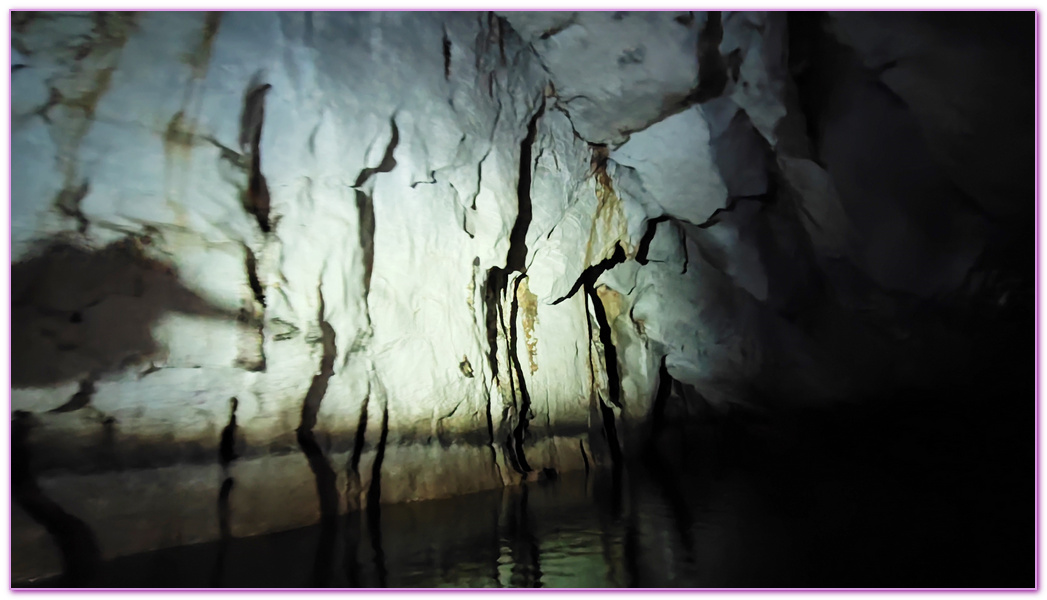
11;11;1033;582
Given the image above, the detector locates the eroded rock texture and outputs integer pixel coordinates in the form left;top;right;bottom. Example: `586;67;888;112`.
11;11;1033;583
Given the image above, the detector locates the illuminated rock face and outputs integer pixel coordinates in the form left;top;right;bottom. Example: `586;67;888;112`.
11;11;1032;581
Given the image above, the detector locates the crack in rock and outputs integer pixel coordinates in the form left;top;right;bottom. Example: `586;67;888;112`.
353;118;399;189
507;275;534;474
583;291;624;490
551;243;627;306
239;75;272;233
48;374;98;413
442;27;452;79
296;285;339;529
482;98;545;476
243;243;266;307
219;396;240;469
585;283;623;411
212;395;238;585
686;11;729;104
54;180;91;235
635;216;673;265
346;380;370;513
366;402;390;587
354;117;399;323
13;411;101;585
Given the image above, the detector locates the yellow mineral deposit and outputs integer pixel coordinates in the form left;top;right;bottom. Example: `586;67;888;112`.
516;277;540;374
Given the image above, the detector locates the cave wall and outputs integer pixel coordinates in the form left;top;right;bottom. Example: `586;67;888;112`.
10;10;1033;582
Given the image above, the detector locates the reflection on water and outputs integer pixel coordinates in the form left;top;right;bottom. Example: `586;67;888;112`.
19;390;1033;589
20;448;1032;589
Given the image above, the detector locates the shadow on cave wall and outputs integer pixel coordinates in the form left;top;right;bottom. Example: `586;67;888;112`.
9;236;246;585
11;237;237;388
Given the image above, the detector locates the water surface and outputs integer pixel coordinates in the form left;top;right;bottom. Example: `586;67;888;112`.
20;396;1031;590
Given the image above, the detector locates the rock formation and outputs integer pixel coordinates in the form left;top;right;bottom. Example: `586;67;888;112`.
10;11;1033;582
